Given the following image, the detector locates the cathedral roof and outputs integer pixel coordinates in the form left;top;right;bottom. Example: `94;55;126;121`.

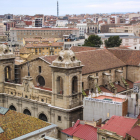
0;109;51;140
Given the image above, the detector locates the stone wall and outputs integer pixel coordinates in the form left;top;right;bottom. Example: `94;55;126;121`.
20;59;52;89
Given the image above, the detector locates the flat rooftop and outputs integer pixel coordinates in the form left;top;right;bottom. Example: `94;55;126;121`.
94;95;125;103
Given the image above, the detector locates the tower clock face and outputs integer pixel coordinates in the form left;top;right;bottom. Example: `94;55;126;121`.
133;85;139;93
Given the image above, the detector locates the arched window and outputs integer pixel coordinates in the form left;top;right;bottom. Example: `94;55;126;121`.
39;113;48;122
9;105;16;111
57;76;63;94
72;76;78;94
4;66;11;82
36;75;45;86
23;109;31;116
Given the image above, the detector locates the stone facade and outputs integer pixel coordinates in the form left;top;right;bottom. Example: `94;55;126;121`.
0;49;83;139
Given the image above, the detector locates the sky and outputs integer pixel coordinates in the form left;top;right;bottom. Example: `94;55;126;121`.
0;0;140;16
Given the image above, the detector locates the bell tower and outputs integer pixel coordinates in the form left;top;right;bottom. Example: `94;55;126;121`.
0;44;15;93
50;50;83;109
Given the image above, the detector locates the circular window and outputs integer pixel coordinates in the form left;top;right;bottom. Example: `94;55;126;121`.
37;76;45;87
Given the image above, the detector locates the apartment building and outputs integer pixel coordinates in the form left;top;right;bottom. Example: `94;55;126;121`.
10;28;79;47
25;42;63;56
98;33;140;48
0;23;6;35
109;24;140;36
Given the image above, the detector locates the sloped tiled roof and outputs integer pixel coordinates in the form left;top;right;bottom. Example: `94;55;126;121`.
62;120;97;140
126;80;133;89
70;46;97;53
73;124;97;140
0;110;50;140
127;126;140;140
108;49;140;66
41;49;126;74
75;49;126;74
101;116;138;138
20;47;31;54
114;83;126;93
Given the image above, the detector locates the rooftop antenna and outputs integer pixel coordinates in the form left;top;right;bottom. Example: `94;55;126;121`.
57;1;59;18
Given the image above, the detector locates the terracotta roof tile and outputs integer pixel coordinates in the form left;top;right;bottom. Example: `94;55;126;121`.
101;116;138;138
100;86;113;93
70;46;97;52
62;120;97;140
108;49;140;66
114;83;126;93
75;49;126;74
0;110;50;140
126;80;133;89
127;126;140;140
41;49;126;74
20;47;31;54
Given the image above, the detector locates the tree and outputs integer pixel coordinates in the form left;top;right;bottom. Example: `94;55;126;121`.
105;36;122;48
83;35;103;47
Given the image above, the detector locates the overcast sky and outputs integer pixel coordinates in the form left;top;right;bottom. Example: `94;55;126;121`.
0;0;140;15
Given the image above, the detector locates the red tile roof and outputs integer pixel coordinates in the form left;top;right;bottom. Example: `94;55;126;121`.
101;116;138;138
108;49;140;66
75;49;125;74
127;126;140;140
70;46;97;52
100;86;113;93
114;83;126;93
11;28;79;31
73;124;97;140
126;80;133;89
62;120;97;140
41;49;126;74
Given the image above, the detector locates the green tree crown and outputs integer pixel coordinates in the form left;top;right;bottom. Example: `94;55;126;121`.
105;36;122;48
83;35;103;47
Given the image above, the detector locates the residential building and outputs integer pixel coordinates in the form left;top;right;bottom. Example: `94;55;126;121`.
109;24;140;37
83;95;128;121
0;23;6;35
97;116;138;140
56;20;68;27
97;33;140;48
0;106;57;140
10;28;79;47
35;18;43;27
24;42;64;56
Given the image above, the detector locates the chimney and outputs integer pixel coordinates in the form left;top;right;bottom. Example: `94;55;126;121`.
72;122;75;127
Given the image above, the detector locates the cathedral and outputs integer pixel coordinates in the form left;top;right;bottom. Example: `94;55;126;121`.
1;44;140;138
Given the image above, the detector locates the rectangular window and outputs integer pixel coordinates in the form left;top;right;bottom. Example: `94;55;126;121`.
96;73;98;76
102;137;105;140
39;49;41;53
58;116;61;121
39;66;41;73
